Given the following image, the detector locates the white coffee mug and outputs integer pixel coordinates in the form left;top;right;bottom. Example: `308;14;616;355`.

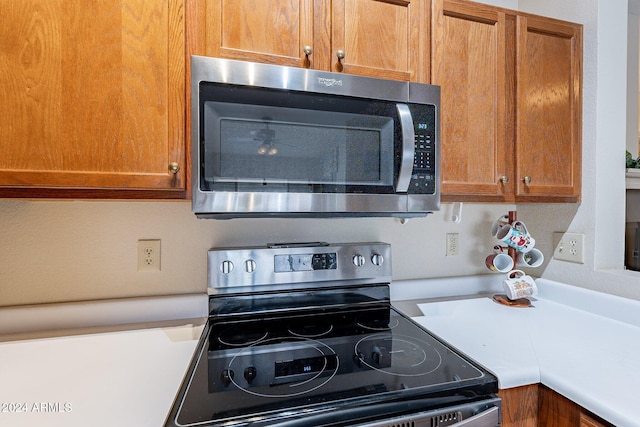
490;215;509;237
485;253;514;273
502;269;538;300
516;248;544;268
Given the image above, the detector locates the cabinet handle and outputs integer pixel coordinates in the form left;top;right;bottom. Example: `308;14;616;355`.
523;175;532;185
168;162;180;174
303;46;313;56
500;175;509;184
336;49;345;61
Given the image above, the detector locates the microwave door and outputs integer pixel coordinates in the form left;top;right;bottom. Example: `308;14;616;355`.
395;103;415;193
201;99;397;191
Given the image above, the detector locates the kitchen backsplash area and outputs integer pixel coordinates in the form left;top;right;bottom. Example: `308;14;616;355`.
0;200;514;307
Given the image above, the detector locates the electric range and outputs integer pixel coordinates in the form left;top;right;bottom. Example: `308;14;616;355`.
165;242;500;427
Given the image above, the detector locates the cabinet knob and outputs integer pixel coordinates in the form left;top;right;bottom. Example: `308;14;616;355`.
168;162;180;174
336;49;346;61
303;45;313;56
523;176;532;185
500;175;509;184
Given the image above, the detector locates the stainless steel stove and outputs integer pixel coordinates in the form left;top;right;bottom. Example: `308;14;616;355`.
165;242;500;427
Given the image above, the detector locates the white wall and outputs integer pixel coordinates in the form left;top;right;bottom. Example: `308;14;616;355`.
627;9;639;157
483;0;517;7
0;200;514;306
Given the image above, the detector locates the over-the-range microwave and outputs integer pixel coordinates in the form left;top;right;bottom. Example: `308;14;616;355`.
191;55;440;219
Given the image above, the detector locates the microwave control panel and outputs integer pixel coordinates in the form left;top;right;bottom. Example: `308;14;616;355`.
409;105;437;194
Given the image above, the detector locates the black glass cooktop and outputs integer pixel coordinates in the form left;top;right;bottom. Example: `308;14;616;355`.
165;304;497;427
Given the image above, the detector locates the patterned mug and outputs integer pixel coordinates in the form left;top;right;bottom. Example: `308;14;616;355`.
495;221;535;253
502;269;538;300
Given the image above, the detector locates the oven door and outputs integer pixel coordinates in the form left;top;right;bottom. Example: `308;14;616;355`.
352;398;501;427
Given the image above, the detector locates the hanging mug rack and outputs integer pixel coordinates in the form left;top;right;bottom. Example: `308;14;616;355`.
488;210;542;307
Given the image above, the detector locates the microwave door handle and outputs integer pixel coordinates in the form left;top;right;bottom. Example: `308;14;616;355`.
395;103;415;193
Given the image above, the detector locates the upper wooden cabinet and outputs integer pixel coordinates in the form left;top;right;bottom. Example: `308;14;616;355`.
0;0;186;197
433;0;510;201
200;0;316;68
195;0;429;82
515;16;582;202
331;0;428;81
434;0;582;203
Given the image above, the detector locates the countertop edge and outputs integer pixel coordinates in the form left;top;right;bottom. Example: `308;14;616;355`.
0;293;209;336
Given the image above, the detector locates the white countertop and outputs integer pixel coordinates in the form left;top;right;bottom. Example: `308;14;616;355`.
393;276;640;427
0;293;208;427
0;321;203;427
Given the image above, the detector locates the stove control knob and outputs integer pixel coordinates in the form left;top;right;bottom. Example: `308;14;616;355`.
354;352;366;367
244;366;257;383
352;254;366;267
371;254;384;266
220;369;234;387
372;346;390;367
220;260;234;274
244;259;256;273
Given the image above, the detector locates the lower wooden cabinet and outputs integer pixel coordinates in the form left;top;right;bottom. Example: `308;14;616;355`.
499;385;538;427
499;384;612;427
579;413;610;427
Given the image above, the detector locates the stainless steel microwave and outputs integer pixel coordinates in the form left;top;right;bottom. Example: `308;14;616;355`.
191;56;440;219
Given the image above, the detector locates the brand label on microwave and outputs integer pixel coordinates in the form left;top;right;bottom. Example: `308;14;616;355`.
317;77;343;87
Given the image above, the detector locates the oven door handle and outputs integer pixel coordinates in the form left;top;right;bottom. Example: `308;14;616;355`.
395;103;415;193
450;405;499;427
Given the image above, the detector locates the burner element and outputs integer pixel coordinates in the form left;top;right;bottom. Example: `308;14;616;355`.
216;326;268;347
356;315;399;331
354;334;442;376
288;321;334;338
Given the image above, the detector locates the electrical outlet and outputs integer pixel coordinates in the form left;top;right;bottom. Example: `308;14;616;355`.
446;233;459;256
553;232;584;264
138;239;161;271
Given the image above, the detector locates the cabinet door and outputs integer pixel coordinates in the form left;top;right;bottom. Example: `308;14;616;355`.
515;16;582;202
202;0;319;68
580;412;610;427
331;0;428;82
432;0;510;201
498;385;538;427
0;0;186;197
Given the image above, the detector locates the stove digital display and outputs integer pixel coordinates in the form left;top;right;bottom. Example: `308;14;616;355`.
275;355;338;378
274;253;337;272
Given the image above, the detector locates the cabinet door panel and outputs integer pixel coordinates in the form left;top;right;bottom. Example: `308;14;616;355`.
204;0;316;68
0;0;185;194
516;16;581;201
332;0;427;82
498;385;538;427
432;0;508;201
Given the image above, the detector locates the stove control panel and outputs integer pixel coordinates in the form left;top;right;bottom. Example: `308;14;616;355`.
207;242;392;293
